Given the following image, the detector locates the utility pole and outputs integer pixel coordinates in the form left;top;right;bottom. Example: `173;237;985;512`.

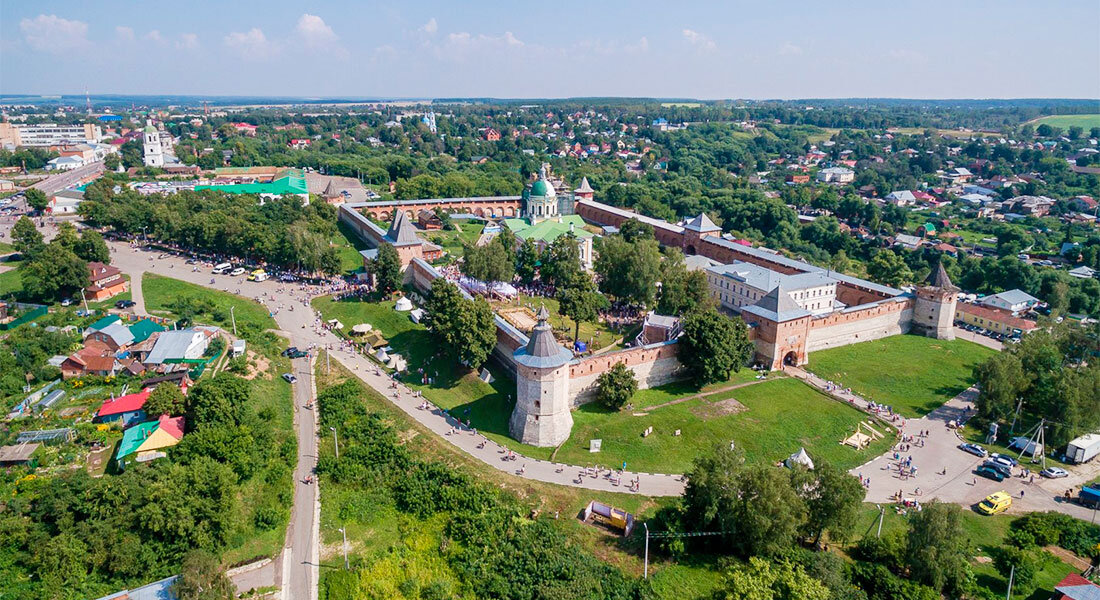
79;288;89;316
230;305;237;336
1006;564;1015;600
338;527;349;570
877;505;885;538
330;426;339;460
643;523;649;580
326;347;330;375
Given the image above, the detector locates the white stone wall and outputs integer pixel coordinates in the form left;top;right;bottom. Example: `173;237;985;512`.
806;308;913;352
510;365;573;447
567;355;685;405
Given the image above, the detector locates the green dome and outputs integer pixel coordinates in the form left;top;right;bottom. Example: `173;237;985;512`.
530;177;555;197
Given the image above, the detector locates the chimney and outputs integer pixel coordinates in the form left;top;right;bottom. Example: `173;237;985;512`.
570;223;575;233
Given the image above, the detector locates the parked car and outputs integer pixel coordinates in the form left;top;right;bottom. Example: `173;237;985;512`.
281;373;298;384
115;299;136;309
229;267;246;277
287;349;308;359
281;347;299;357
1040;467;1069;479
990;453;1018;467
982;460;1013;478
279;273;298;282
976;465;1007;482
977;491;1013;515
958;443;988;457
60;297;74;306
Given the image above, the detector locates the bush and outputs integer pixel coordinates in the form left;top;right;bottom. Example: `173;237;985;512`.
595;362;637;410
848;562;939;600
991;545;1043;598
1010;511;1100;557
253;503;282;531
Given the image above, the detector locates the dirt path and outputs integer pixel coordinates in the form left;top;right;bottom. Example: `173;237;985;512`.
642;375;779;412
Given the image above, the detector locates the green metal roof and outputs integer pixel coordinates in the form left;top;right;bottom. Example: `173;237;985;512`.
128;319;165;344
116;420;160;460
512;215;592;244
530;178;553;197
87;314;121;331
196;168;308;196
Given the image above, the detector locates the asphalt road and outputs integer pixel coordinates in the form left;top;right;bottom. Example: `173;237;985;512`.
31;160;105;194
283;356;319;600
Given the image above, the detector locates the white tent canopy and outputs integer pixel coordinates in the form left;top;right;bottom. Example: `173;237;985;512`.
351;323;372;335
785;447;814;470
327;319;344;330
395;297;413;312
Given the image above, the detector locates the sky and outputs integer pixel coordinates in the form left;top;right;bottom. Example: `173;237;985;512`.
2;0;1099;100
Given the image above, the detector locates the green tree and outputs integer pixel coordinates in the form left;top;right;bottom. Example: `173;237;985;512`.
144;383;186;417
657;248;711;316
868;250;913;287
515;238;540;284
595;362;637;411
370;242;402;295
174;550;235;600
11;216;44;257
905;501;971;597
24;188;49;213
991;545;1042;598
461;239;514;288
712;557;830;600
619;218;654;243
425;279;496;368
793;462;864;548
594;235;662;306
556;272;609;343
20;242;89;302
74;229;110;264
540;233;581;287
679;308;755;385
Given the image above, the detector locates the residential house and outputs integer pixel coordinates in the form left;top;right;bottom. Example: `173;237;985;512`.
49;189;84;214
980;289;1040;314
885;190;916;206
1068;266;1097;279
417;209;443;230
483;128;501;141
141;370;194;394
94;389;152;428
94;575;180;600
786;174;810;184
60;340;118;379
231;122;257;136
115;415;185;470
83;315;134;351
955;302;1037;337
917;222;937;237
816;167;855;183
893;234;924;250
1049;573;1100;600
85;262;128;301
0;443;40;467
144;327;217;365
287;138;312;150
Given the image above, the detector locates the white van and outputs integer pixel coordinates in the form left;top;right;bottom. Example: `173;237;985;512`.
212;262;231;274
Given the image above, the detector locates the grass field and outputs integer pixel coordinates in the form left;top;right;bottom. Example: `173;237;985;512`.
496;292;624;351
332;220;371;274
806;335;996;417
422;222;485;257
143;272;279;346
554;377;894;473
0;263;23;297
1031;114;1100;130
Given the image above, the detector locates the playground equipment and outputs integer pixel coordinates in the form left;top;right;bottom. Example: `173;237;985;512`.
842;421;885;449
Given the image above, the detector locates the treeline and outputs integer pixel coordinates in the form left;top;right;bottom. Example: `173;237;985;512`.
0;373;295;600
314;379;646;600
79;178;343;274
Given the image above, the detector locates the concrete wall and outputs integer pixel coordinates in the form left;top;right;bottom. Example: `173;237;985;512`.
566;341;684;405
806;299;913;352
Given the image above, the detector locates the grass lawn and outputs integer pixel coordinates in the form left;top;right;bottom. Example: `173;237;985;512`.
142;272;279;346
1032;114;1100;130
0;263;23;297
422;222;485;257
806;335;996;418
0;241;15;254
332;220;371;275
554;377;894;474
313;360;724;600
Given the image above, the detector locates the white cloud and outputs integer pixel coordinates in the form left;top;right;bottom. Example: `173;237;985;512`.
20;14;88;53
888;48;928;65
682;29;716;52
115;26;135;42
296;14;337;47
447;31;523;47
176;33;200;50
779;42;803;56
144;30;164;43
224;28;277;60
421;18;438;34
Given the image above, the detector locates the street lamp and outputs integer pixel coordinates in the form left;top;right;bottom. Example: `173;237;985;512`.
643;523;649;579
330;426;339;460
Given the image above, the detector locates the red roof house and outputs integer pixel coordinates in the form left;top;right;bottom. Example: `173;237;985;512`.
1051;573;1100;600
95;389;152;427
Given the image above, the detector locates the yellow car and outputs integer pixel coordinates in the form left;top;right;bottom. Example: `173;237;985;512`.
977;491;1013;515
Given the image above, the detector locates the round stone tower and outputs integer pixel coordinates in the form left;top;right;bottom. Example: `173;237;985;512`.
912;261;958;341
509;306;574;447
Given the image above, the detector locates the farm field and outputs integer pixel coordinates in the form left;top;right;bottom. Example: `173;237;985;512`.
1031;114;1100;130
805;334;996;417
